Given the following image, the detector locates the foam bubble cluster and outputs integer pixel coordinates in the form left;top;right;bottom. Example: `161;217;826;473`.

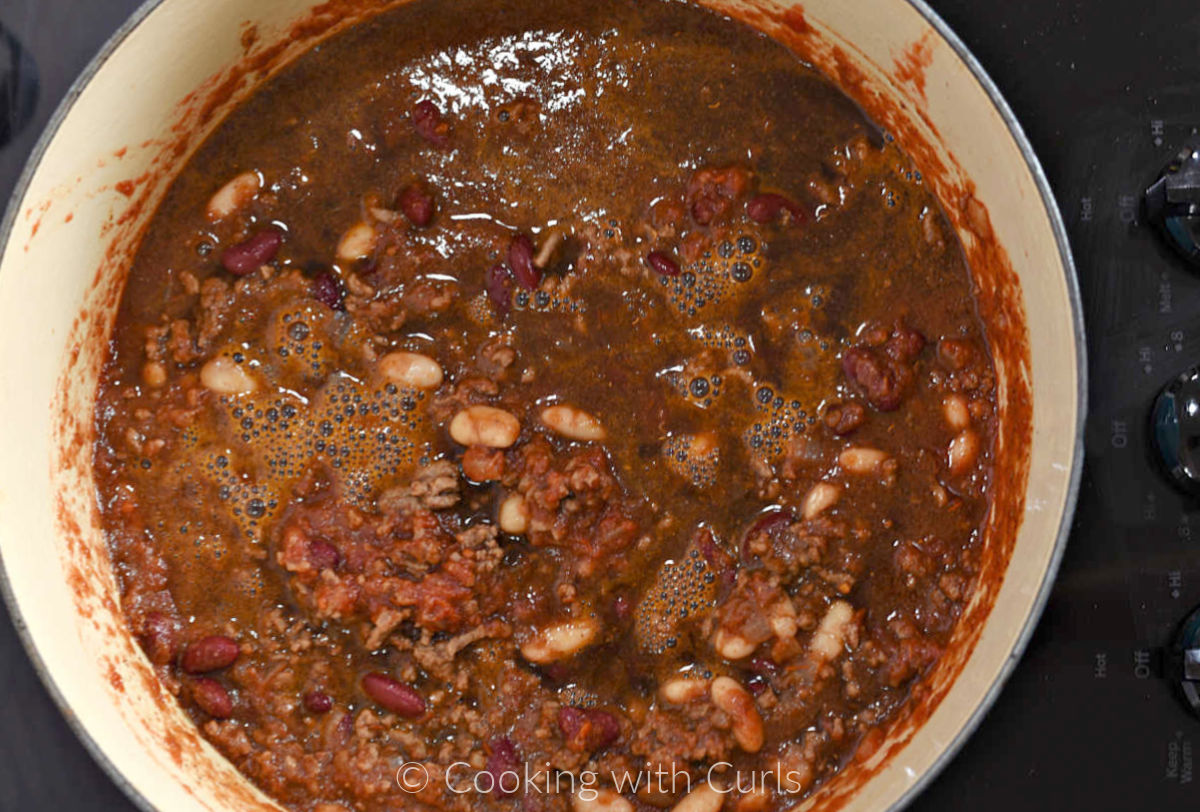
306;375;424;504
203;395;304;537
743;384;815;458
513;286;584;315
663;432;719;489
661;365;725;410
264;301;341;382
635;545;717;654
663;229;766;317
170;372;429;543
466;292;495;325
688;323;755;371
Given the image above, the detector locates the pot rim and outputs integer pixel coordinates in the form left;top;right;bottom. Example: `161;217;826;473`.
0;2;1087;811
876;4;1086;807
0;5;168;808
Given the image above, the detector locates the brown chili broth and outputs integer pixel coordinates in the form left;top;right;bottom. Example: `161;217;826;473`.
94;0;996;808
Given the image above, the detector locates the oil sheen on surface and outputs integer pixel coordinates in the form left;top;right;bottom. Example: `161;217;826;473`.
94;0;998;809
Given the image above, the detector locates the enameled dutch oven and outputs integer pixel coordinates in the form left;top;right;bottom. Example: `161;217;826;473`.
0;1;1084;810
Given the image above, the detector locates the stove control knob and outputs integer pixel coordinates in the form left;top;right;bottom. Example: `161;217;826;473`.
1146;143;1200;266
1172;606;1200;715
1152;365;1200;497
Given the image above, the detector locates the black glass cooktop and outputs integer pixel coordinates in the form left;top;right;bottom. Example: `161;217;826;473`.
2;1;1197;809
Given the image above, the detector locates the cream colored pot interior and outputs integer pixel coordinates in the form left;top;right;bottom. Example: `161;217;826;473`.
0;1;1081;811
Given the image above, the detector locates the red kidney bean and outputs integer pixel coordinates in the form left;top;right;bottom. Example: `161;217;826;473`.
485;736;522;796
746;673;770;696
181;635;240;674
192;678;233;719
484;263;513;317
646;250;681;277
398;183;435;227
748;656;778;677
748;507;792;535
220;228;282;275
558;706;621;752
308;539;340;570
842;346;908;411
333;712;354;746
304;690;333;714
310;270;345;310
412;99;449;146
361;672;425;717
355;259;382;291
557;706;584;738
507;232;541;290
540;663;571;684
746;192;807;225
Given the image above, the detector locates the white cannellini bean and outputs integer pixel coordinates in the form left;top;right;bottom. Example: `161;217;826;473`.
534;230;564;268
449;405;521;448
670;782;725;812
379;351;443;390
573;789;633;812
838;446;890;475
205;171;261;221
801;481;840;520
520;617;599;663
734;788;770;812
336;221;378;261
947;429;980;474
498;493;530;535
769;598;798;639
809;600;854;662
368;206;398;223
942;394;971;431
710;676;764;753
659;676;710;704
541;404;606;442
712;628;756;661
200;355;257;395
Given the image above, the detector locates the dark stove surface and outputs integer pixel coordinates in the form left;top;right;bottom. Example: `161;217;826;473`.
1;0;1196;809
